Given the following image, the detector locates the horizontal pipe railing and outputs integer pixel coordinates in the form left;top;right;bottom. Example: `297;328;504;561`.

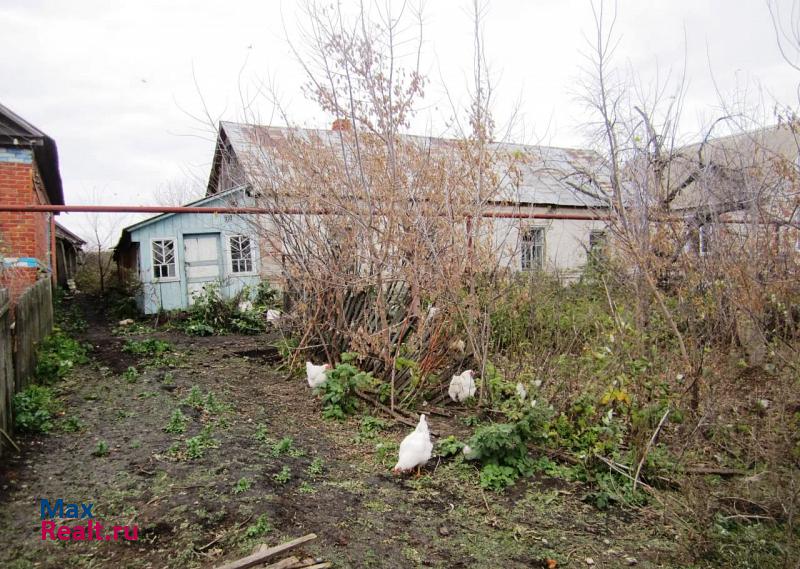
0;203;775;225
0;203;612;221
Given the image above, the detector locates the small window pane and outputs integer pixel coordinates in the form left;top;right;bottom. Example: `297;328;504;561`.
589;230;607;263
230;235;253;273
152;239;176;279
521;227;544;271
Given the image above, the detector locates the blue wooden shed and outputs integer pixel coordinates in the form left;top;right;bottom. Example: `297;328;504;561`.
114;186;264;314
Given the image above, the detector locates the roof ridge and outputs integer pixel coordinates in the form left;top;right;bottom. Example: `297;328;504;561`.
219;121;597;154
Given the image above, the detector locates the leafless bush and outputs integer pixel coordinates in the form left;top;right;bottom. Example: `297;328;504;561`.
225;1;534;409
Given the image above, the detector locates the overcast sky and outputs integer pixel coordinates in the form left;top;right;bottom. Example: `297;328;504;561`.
1;0;797;244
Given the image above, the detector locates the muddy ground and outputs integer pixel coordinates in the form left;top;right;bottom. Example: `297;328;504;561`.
0;298;689;568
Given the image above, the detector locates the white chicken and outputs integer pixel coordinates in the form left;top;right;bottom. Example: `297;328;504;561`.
266;309;282;322
448;370;476;402
305;362;330;389
393;414;433;474
516;382;527;400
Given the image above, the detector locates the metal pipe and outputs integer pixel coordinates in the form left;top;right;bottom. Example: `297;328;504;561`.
0;203;611;221
0;203;765;225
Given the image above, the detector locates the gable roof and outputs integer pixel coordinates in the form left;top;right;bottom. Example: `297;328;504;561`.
666;124;799;214
0;101;64;205
208;121;609;209
113;185;250;260
120;185;249;235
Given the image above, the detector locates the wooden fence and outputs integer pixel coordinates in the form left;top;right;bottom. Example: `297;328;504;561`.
0;288;14;454
0;278;54;457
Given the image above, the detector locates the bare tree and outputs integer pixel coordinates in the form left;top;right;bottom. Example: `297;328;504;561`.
80;205;124;295
153;176;205;206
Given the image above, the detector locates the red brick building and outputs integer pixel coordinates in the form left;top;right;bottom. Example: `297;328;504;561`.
0;103;64;302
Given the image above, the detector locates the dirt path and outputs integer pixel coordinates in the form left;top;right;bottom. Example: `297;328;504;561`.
0;298;686;568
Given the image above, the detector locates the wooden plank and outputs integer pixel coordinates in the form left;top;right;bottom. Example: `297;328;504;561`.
214;534;317;569
285;560;331;569
263;556;300;569
12;279;52;391
0;287;12;456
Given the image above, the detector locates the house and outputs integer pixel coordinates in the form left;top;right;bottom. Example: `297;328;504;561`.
666;124;800;255
207;121;610;277
0;102;64;302
54;223;85;290
114;186;263;314
116;121;610;314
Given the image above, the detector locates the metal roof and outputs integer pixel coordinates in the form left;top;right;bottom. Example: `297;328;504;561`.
214;121;609;208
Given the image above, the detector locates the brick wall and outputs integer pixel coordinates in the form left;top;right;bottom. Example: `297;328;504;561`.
0;147;51;302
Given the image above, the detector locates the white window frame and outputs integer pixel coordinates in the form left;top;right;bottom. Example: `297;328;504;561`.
150;237;179;282
521;226;545;271
226;234;258;276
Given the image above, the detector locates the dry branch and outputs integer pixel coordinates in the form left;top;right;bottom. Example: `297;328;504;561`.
355;390;440;436
633;407;670;492
214;534;317;569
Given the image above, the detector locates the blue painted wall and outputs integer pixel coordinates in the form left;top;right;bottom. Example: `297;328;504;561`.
127;188;263;314
0;147;34;164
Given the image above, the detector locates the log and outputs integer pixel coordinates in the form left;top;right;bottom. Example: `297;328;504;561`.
214;534;317;569
264;556;300;569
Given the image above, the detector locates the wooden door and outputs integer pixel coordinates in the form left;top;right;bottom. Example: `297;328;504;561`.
184;234;221;303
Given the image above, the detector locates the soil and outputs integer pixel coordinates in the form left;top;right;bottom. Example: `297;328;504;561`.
0;296;688;568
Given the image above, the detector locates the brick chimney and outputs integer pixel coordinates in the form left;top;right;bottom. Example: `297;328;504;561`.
331;118;351;132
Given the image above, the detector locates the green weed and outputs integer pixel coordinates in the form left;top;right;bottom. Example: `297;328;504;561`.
164;409;189;434
12;385;62;433
232;477;252;494
318;353;374;420
271;436;294;457
273;466;291;484
60;416;84;433
244;514;273;538
307;457;324;477
35;328;88;383
92;441;109;457
253;423;270;443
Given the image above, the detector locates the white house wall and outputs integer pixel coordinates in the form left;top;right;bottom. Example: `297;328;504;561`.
485;205;608;280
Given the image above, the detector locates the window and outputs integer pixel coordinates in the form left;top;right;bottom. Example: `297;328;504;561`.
521;227;545;271
152;239;176;279
793;211;800;252
698;224;712;256
589;230;607;262
229;235;254;273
